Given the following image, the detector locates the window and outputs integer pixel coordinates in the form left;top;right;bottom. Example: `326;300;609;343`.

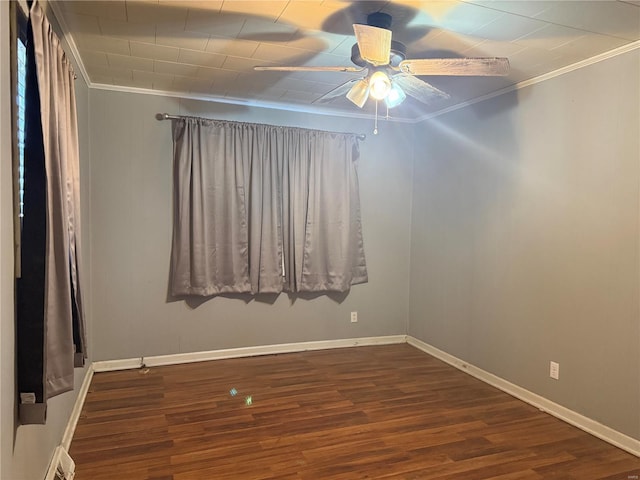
11;2;27;274
16;38;26;219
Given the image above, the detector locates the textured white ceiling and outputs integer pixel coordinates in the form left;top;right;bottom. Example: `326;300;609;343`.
52;0;640;119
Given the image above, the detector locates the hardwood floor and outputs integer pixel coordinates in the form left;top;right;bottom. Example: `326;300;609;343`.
70;344;640;479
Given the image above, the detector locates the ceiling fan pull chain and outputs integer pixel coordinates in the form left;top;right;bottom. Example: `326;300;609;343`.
374;100;379;135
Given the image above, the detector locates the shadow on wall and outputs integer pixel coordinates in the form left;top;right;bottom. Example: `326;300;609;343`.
421;88;521;218
467;86;521;119
464;88;522;225
414;89;521;286
409;88;520;348
166;290;350;309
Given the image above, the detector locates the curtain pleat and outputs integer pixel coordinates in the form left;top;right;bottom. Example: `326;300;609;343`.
298;133;368;291
17;1;86;424
170;118;367;296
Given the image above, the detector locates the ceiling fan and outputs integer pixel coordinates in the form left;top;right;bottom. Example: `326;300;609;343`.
255;12;510;109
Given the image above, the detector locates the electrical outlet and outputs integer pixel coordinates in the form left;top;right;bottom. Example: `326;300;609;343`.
350;311;358;323
550;361;559;380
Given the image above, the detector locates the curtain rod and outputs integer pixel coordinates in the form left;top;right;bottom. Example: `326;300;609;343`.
155;113;366;141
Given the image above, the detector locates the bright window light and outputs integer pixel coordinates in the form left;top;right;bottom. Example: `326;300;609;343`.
17;39;26;218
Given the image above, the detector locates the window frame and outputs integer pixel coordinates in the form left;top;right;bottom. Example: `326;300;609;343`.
10;1;28;277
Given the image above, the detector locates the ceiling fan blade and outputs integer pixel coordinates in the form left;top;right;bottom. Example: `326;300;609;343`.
399;57;510;76
353;24;392;66
392;73;450;105
254;65;365;72
314;78;362;104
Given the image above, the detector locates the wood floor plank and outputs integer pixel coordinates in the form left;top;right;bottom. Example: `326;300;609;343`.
70;344;640;479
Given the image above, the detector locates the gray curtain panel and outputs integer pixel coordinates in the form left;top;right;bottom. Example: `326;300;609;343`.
19;1;87;424
170;117;368;296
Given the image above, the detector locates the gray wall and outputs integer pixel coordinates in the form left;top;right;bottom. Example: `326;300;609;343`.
1;4;13;477
409;50;640;439
88;89;413;361
0;3;92;478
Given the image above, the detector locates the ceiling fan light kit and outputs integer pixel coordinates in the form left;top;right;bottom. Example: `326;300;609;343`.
254;11;510;130
385;81;407;109
346;79;371;109
369;71;392;100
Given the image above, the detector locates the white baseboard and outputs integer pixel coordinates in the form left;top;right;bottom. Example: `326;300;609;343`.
43;445;75;480
43;366;93;480
61;365;94;451
92;335;408;372
407;336;640;457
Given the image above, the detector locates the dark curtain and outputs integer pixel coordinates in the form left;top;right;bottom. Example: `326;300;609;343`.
16;0;87;425
16;10;47;423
